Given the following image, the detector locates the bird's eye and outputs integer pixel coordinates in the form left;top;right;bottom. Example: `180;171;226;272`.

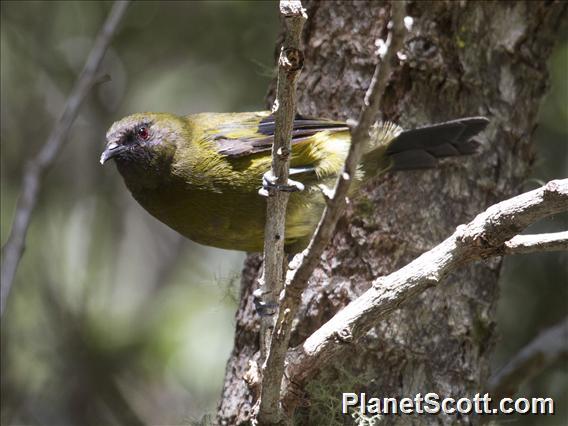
137;125;150;141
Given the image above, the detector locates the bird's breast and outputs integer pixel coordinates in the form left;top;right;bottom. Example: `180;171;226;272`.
126;176;323;252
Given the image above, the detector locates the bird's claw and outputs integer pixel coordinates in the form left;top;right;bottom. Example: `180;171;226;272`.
258;171;305;197
253;288;279;317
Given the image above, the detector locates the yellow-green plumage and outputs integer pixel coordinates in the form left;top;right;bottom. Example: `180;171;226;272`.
101;112;488;252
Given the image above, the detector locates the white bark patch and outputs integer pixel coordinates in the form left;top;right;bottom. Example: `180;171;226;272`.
493;2;528;53
499;65;517;105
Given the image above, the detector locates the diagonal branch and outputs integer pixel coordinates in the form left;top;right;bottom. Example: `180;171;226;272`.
280;178;568;410
488;317;568;398
257;1;407;423
288;0;406;292
0;1;130;317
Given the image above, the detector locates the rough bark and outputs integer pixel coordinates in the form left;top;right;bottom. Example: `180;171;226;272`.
217;1;567;425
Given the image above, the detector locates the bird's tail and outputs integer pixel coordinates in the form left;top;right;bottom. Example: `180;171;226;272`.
386;117;489;170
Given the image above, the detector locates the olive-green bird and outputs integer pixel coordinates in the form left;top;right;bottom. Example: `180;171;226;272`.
101;112;488;253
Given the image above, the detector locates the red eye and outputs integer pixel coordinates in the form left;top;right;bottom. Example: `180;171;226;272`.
137;125;150;141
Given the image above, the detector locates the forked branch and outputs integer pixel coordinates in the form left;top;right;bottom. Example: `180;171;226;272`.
279;179;568;411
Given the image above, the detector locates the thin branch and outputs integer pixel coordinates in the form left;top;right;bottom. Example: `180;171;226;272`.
257;1;307;423
503;231;568;254
290;1;406;291
258;2;407;422
279;178;568;411
488;317;568;398
0;1;130;316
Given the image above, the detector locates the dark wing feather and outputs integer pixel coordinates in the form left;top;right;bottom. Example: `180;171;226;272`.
387;117;489;170
215;135;274;157
215;114;347;158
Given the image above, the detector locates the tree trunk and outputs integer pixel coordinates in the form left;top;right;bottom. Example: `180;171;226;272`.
217;1;567;424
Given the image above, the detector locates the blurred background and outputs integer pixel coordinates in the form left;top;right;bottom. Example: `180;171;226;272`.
0;1;566;425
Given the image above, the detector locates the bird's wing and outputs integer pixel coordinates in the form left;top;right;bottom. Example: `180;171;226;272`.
200;112;348;158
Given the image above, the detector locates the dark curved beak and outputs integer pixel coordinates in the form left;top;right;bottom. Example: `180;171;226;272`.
100;141;125;165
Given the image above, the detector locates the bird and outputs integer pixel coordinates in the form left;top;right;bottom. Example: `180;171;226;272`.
101;111;489;253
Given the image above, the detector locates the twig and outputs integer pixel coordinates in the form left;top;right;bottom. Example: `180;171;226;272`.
279;178;568;411
0;1;130;316
286;1;406;286
488;317;568;398
258;1;407;422
503;231;568;254
257;0;307;423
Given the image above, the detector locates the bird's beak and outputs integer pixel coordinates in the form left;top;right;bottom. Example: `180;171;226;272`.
100;141;124;165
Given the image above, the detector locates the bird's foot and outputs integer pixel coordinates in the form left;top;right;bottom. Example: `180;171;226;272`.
253;288;279;317
258;170;305;197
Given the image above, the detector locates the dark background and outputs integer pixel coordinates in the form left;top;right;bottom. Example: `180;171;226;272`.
1;1;566;425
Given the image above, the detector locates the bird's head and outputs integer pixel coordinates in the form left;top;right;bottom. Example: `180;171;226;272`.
101;113;185;165
101;113;186;188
